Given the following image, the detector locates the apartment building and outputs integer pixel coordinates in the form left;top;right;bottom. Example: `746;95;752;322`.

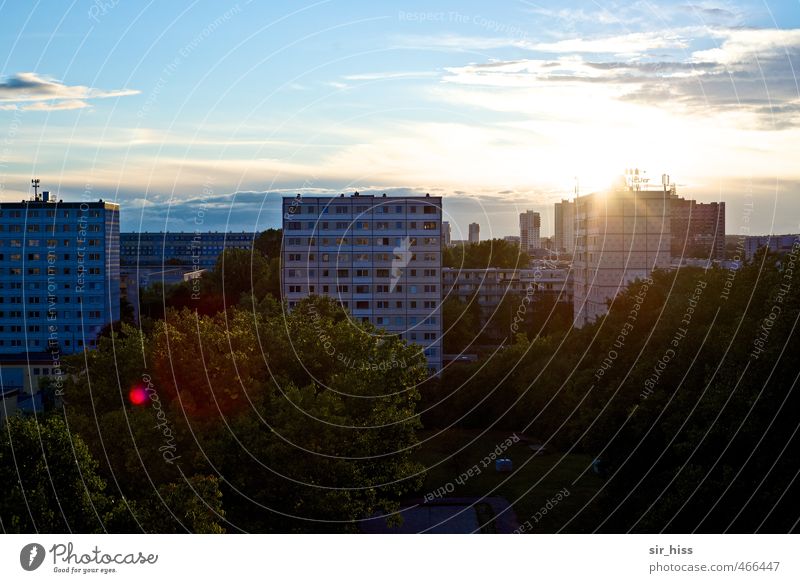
519;210;541;253
468;223;480;244
282;193;443;372
743;234;800;261
572;174;672;327
670;197;726;260
554;199;576;255
0;194;120;354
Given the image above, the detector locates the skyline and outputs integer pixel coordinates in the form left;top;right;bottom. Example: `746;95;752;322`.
0;0;799;236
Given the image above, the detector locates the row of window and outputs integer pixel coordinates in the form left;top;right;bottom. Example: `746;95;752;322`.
286;268;438;278
0;338;97;348
0;267;102;275
287;204;439;215
0;224;103;233
0;253;102;261
0;282;102;290
0;210;102;218
287;252;439;264
120;245;251;254
0;296;104;305
0;239;103;247
287;284;438;294
0;318;100;332
0;309;103;318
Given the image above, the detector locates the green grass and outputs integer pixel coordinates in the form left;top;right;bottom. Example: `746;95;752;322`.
412;429;605;533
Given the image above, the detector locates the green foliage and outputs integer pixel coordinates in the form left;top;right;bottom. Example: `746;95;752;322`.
443;239;530;269
47;295;425;533
0;415;111;533
425;254;800;531
253;228;282;260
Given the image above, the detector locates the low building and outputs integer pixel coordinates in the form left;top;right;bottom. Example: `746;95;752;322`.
120;231;255;320
743;234;800;261
442;264;573;314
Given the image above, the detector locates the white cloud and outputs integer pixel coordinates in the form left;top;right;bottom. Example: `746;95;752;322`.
692;27;800;65
529;32;689;54
342;71;437;81
0;72;139;111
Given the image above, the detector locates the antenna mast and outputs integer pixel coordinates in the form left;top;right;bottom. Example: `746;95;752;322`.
31;178;40;201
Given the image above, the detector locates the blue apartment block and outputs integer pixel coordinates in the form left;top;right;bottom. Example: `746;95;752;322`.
0;194;120;355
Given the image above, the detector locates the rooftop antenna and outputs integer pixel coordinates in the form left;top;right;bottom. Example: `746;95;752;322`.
31;178;40;201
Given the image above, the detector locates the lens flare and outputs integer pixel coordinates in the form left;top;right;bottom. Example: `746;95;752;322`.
129;386;148;406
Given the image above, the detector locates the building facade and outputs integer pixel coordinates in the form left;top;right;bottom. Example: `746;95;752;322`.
282;193;443;372
572;177;672;327
468;223;480;244
554;199;576;255
670;197;726;260
519;210;541;253
743;234;800;260
0;195;120;354
443;264;572;311
442;221;452;247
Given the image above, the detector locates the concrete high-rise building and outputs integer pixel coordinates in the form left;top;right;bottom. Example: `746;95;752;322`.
282;193;442;372
0;194;120;354
554;199;576;254
572;173;672;327
519;210;541;253
669;198;726;260
442;221;452;247
468;223;480;244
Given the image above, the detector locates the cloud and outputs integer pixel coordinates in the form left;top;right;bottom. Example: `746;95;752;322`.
342;71;437;81
394;31;689;55
529;32;689;54
0;72;139;111
440;27;800;129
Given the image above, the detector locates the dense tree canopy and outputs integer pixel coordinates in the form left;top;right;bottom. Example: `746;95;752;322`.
425;250;800;532
443;239;530;269
26;295;427;533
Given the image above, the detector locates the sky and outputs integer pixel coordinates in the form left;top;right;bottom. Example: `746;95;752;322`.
0;0;798;237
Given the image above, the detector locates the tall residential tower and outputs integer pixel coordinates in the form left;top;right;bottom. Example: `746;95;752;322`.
282;193;443;372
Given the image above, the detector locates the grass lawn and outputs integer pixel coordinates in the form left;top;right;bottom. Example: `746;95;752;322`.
411;429;605;533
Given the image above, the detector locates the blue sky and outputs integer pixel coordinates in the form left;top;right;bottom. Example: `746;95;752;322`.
0;0;799;236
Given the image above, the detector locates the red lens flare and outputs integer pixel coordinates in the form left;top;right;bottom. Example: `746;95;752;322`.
129;386;148;406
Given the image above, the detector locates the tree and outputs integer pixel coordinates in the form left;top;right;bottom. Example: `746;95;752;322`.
444;239;530;269
441;295;481;353
254;228;282;260
0;415;115;533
